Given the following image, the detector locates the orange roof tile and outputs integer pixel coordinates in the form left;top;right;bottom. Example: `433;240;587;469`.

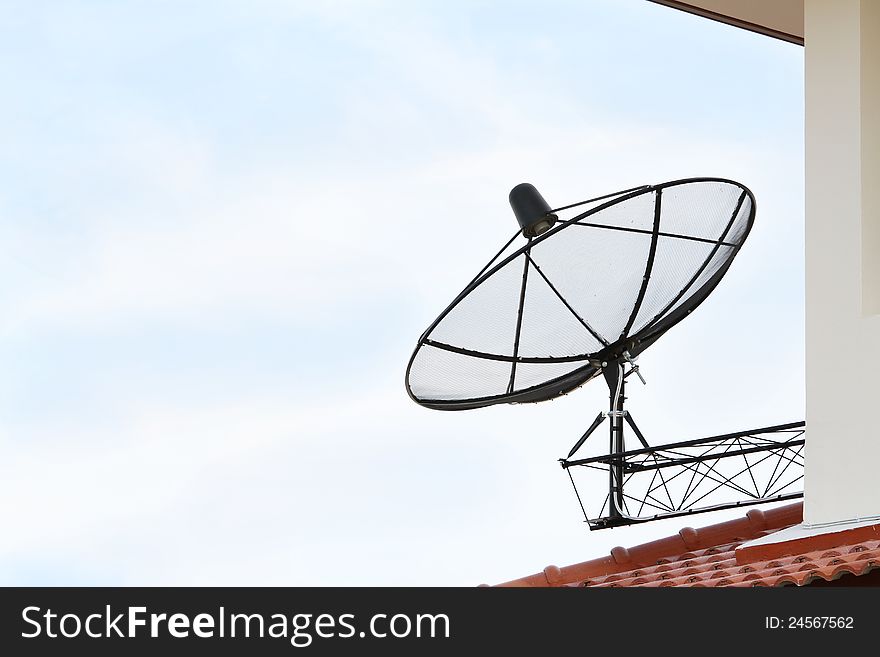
494;503;880;587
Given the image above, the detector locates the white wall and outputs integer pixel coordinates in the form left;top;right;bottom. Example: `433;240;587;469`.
804;0;880;525
862;0;880;315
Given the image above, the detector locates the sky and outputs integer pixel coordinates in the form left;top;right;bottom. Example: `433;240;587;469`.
0;0;804;586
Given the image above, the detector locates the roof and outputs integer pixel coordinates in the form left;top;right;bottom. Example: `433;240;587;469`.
494;503;880;587
648;0;804;45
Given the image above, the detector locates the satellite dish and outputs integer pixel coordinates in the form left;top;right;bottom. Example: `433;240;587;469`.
405;177;806;530
406;178;754;411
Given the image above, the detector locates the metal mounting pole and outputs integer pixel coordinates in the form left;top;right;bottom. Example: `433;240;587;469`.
602;360;626;518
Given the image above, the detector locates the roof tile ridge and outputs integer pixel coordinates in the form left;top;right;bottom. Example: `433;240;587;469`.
492;502;803;587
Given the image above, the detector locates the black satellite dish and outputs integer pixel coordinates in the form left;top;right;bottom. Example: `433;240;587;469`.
406;178;805;529
407;178;753;409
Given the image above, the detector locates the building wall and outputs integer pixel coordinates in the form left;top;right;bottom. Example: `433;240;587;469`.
862;1;880;315
804;0;880;525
